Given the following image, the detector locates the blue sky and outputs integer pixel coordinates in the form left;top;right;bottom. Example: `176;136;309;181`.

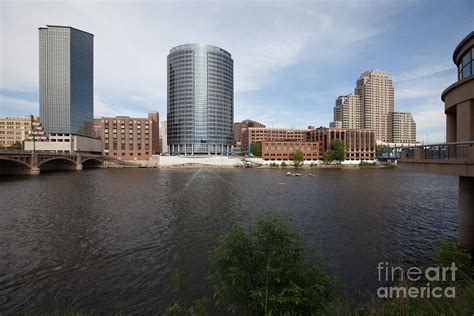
1;0;473;143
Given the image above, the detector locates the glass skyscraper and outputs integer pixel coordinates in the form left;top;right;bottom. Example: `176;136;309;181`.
39;25;94;137
167;44;234;155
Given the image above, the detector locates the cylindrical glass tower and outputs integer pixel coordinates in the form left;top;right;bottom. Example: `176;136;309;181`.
167;44;234;155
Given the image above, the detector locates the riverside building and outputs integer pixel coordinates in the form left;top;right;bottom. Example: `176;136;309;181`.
94;112;159;160
388;112;416;144
307;127;376;161
233;119;266;146
24;25;101;154
242;127;308;155
0;116;38;148
260;141;320;161
167;44;234;155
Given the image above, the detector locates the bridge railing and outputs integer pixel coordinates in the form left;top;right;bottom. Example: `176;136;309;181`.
400;141;474;161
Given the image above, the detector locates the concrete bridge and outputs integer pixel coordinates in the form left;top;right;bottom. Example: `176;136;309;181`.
0;150;103;175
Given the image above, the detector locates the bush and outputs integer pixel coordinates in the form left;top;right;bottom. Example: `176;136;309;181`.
359;161;376;167
280;161;287;167
209;211;338;315
322;150;335;164
290;150;304;167
330;140;346;161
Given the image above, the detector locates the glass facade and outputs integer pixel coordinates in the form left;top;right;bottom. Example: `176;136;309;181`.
167;44;233;155
39;25;94;137
458;46;473;80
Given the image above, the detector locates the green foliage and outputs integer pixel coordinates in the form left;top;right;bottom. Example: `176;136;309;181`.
290;150;305;167
164;270;209;316
330;140;346;161
280;161;287;168
322;150;335;163
209;210;338;315
359;161;376;167
164;298;209;316
251;143;261;157
376;144;387;157
172;270;184;289
328;238;474;315
433;239;473;278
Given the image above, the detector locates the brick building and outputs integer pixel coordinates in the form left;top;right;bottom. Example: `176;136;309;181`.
242;127;308;154
260;141;319;161
307;127;376;161
94;112;159;160
233;119;266;146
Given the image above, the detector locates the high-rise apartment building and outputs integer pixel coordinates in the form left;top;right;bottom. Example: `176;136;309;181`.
39;25;94;137
233;119;266;146
388;112;416;144
334;70;416;143
333;94;361;129
0;116;38;148
94;112;159;160
355;70;394;142
167;44;234;155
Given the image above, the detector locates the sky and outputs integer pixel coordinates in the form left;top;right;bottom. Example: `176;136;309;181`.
0;0;473;143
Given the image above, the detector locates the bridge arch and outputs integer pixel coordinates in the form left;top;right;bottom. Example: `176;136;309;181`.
81;157;102;169
0;157;32;175
38;157;78;172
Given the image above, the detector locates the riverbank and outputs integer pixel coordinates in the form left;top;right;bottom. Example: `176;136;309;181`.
102;155;394;169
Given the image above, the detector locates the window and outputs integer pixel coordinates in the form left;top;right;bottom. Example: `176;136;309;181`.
459;46;473;80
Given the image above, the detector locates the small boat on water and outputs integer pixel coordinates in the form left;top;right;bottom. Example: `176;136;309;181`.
307;173;316;177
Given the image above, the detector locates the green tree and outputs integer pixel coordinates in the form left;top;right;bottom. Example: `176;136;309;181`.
322;150;335;164
250;143;261;157
209;211;338;315
330;140;346;162
290;149;304;167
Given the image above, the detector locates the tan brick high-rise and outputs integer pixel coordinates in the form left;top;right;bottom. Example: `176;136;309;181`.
355;70;394;142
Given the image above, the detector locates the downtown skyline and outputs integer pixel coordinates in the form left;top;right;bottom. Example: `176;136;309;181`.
1;0;473;144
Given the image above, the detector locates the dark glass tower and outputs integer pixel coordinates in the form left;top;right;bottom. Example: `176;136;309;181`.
167;44;234;155
39;25;94;137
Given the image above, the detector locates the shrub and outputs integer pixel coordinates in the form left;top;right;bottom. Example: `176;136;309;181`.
209;211;338;315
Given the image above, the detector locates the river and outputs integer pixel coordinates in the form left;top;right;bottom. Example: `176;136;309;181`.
0;168;458;314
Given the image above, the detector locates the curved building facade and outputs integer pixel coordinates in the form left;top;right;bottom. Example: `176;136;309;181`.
167;44;234;155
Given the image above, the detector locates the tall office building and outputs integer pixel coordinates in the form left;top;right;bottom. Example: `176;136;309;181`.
333;94;362;129
24;25;100;154
388;112;416;144
39;25;94;137
355;70;394;142
167;44;234;155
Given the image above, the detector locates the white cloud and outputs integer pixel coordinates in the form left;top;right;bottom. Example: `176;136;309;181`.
393;63;455;82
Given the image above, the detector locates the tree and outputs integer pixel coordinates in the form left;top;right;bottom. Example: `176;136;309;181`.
290;149;304;167
330;140;346;162
322;150;335;164
209;211;338;315
250;143;261;157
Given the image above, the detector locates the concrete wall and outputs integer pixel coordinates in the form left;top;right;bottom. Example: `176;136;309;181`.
73;135;102;153
159;156;244;167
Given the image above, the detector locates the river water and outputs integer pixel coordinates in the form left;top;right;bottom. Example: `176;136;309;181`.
0;168;458;314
